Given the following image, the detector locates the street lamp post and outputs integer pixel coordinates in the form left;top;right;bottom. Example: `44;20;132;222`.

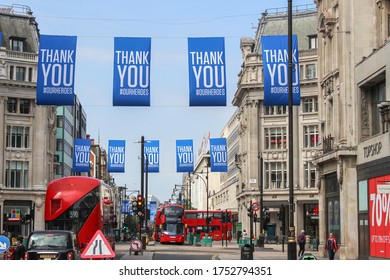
287;0;297;260
173;184;190;209
258;154;265;247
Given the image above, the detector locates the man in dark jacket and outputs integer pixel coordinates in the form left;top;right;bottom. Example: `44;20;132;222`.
297;230;306;258
13;236;26;260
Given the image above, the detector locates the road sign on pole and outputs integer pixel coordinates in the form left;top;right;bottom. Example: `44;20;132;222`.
81;230;115;259
0;235;10;253
251;201;261;212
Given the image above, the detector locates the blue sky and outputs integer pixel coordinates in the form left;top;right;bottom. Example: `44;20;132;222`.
3;0;313;202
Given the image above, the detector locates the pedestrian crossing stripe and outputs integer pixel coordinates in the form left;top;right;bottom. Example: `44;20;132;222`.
81;230;116;259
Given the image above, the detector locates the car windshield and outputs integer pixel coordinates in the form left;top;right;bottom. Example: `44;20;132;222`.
28;233;69;250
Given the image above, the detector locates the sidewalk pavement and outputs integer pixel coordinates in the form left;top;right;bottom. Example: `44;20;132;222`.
214;243;327;260
119;240;327;260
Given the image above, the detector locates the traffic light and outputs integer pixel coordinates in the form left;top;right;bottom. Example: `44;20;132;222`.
131;200;138;212
136;195;144;218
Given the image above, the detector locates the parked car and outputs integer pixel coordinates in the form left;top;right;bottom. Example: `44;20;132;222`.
25;230;81;260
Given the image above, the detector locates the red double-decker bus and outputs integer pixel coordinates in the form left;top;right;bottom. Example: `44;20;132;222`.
44;176;116;252
154;204;185;244
184;210;233;241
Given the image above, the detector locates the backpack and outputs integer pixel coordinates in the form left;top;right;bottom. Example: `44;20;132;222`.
298;234;305;243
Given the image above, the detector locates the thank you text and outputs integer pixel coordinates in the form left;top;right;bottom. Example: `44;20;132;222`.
37;35;77;105
144;140;159;173
188;37;226;106
176;139;194;172
113;37;151;106
108;140;126;172
210;138;228;172
261;35;300;106
73;138;91;172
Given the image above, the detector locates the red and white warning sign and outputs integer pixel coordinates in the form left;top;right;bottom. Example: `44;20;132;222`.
130;239;143;251
81;230;115;259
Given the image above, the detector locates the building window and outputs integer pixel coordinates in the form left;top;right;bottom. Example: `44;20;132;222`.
306;64;316;79
302;97;318;113
7;98;17;113
57;116;64;128
64;119;74;136
11;38;24;52
5;160;29;189
304;125;319;148
264;127;287;150
304;162;316;188
64;141;73;157
308;35;317;49
20;99;31;114
6;126;30;148
28;67;33;82
265;161;287;189
388;15;390;37
264;106;287;115
15;67;26;81
371;82;385;136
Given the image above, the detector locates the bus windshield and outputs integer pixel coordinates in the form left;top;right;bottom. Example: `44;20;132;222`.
162;223;184;236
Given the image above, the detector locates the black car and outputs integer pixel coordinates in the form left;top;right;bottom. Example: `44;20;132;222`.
25;230;81;260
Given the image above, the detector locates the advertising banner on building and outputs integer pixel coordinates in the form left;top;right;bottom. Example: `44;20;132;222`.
176;139;194;172
369;175;390;258
144;140;159;173
37;35;77;105
149;201;157;222
188;37;226;106
108;140;126;172
209;138;228;172
73;138;91;172
113;37;151;106
261;35;300;106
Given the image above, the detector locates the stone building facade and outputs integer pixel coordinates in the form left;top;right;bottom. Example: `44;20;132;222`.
0;5;57;237
232;5;320;242
314;0;390;259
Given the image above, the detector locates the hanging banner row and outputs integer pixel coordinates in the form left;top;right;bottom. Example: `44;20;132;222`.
73;138;228;173
35;34;301;107
36;35;227;107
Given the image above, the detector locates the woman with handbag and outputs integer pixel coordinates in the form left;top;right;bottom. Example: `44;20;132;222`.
324;232;338;260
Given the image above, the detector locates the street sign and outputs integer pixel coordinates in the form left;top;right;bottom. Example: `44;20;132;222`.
80;230;115;259
0;235;10;253
130;239;143;251
251;202;261;211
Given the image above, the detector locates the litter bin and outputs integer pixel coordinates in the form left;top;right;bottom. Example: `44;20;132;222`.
300;253;317;260
257;235;265;247
240;244;253;260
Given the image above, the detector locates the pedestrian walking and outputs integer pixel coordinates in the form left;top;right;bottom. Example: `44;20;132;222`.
324;232;338;260
297;230;306;257
13;236;26;260
242;229;248;240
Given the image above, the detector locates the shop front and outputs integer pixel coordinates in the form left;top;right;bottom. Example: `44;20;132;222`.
357;133;390;259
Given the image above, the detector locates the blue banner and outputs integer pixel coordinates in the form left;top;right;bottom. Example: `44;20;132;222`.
0;32;2;49
108;140;126;172
176;139;194;172
148;201;157;221
210;138;228;172
121;200;130;214
188;37;226;106
261;35;300;106
113;37;151;106
73;138;91;172
144;140;159;173
36;35;77;105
